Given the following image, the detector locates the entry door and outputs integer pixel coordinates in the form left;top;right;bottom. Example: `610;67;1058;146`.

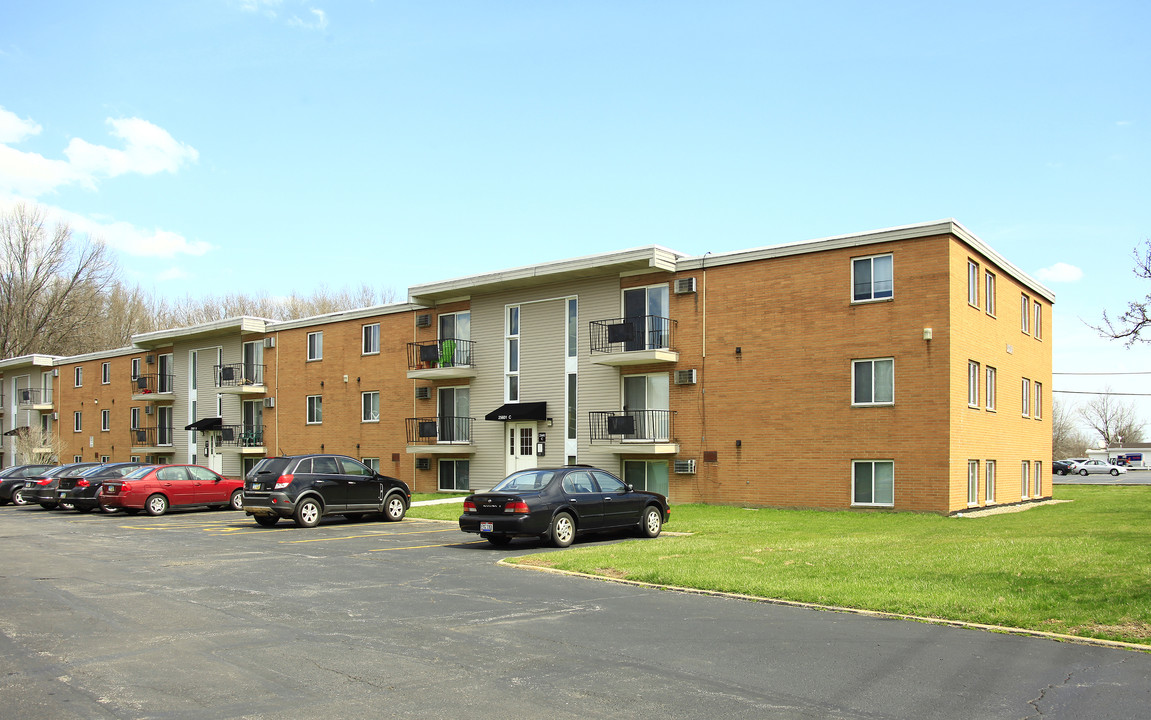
205;438;223;474
506;422;537;475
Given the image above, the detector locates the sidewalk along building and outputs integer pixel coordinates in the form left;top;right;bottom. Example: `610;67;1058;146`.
0;220;1052;514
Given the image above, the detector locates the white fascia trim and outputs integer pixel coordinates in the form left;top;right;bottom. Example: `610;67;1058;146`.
53;346;141;365
268;302;425;332
131;316;273;347
0;354;61;370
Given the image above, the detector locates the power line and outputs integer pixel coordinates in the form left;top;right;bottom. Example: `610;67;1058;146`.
1054;371;1151;376
1052;390;1151;396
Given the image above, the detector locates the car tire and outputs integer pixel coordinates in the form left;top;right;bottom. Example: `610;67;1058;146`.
382;495;406;522
12;492;27;506
59;502;74;511
229;489;244;511
145;494;169;516
1057;469;1067;476
254;514;279;527
99;505;118;514
294;498;322;528
1111;469;1120;476
549;512;575;548
485;535;513;546
639;506;663;538
1079;469;1089;476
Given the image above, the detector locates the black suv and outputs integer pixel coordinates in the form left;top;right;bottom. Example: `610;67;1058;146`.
242;455;411;528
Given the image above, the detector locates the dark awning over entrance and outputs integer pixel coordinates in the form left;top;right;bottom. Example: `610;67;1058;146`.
3;426;29;436
184;417;223;431
484;402;547;422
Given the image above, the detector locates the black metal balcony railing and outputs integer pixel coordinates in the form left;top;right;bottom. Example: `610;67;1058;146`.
589;316;675;355
219;424;265;447
407;338;475;370
131;373;175;394
405;416;473;444
216;363;266;387
16;388;51;406
588;410;674;443
131;425;175;447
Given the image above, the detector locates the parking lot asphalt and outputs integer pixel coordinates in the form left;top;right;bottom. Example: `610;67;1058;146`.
1;504;1149;719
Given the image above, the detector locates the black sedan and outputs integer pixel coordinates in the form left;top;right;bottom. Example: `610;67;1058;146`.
56;462;152;512
0;464;56;505
17;462;101;509
459;466;670;547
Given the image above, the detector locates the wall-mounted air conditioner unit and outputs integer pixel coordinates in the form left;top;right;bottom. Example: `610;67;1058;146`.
52;412;59;421
263;397;276;408
415;458;431;470
144;405;154;415
52;368;59;377
145;355;155;364
674;369;697;385
415;314;432;328
675;277;697;294
263;337;276;348
415;387;431;399
673;459;696;474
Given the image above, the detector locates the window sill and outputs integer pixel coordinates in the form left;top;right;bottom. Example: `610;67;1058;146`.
851;503;894;509
850;297;894;306
852;402;895;408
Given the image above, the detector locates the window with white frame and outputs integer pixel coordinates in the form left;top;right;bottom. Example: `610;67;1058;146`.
852;254;893;302
438;386;470;442
1034;461;1042;497
130;407;140;430
100;455;109;463
1022;377;1031;417
852;358;894;405
131;357;141;379
506;306;520;402
1021;294;1030;334
1034;381;1042;419
306;395;323;424
362;391;380;422
967;460;979;505
101;409;110;431
1021;460;1030;499
1033;301;1042;340
984;271;996;316
73;411;82;432
985;366;997;410
986;460;996;503
74;366;83;387
567;298;578;357
439;458;470;491
101;362;111;384
438;312;471;367
307;331;323;361
968;361;980;407
967;260;979;307
362;457;380;472
73;455;82;463
852;460;894;506
362;323;380;355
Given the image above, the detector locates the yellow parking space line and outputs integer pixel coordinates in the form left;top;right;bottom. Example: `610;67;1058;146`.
370;540;488;551
282;527;462;544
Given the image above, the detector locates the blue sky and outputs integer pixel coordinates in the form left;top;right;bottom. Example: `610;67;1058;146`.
2;1;1149;436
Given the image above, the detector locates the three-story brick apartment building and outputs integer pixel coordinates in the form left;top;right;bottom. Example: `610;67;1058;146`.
0;220;1052;514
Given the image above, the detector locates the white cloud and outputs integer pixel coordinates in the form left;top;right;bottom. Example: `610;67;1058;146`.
0;144;82;196
0;106;42;143
64;117;198;179
289;8;328;30
1036;262;1084;283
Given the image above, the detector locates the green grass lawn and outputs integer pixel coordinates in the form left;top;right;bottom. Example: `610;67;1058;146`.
470;486;1151;647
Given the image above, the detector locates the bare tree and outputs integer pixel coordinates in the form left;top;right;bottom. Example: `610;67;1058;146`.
0;204;118;357
1077;389;1146;447
153;283;397;327
11;425;65;464
1098;238;1151;344
1052;399;1091;459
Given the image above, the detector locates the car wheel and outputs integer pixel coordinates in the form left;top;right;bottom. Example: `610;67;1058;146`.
639;506;663;538
549;512;575;548
1111;469;1120;476
382;495;406;522
485;535;513;546
1079;469;1089;476
99;505;118;514
145;494;169;516
229;489;244;511
59;502;74;511
12;492;27;506
1057;468;1067;476
294;498;322;528
254;514;279;527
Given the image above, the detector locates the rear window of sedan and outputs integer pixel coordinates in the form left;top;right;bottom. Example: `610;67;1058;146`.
493;470;556;492
122;466;157;479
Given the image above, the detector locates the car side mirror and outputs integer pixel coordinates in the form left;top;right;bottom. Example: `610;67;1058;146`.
625;483;634;492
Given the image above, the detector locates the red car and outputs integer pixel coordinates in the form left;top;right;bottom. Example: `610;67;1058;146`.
101;464;244;516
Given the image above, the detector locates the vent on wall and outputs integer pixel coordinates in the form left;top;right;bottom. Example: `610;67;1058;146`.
415;458;431;470
415;386;431;400
674;277;697;294
673;459;696;474
416;314;432;328
674;369;697;385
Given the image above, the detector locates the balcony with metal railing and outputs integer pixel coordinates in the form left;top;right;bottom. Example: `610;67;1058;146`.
15;388;53;410
404;416;475;453
129;425;176;452
406;339;477;379
216;364;267;394
588;316;678;366
588;409;679;454
130;374;176;401
219;424;266;454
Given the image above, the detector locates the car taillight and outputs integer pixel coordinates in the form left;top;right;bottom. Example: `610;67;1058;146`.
463;500;477;513
119;483;131;492
504;500;529;514
77;479;89;488
273;474;293;490
37;479;50;485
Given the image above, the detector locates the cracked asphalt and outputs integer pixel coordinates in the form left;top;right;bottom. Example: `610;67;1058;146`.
1;505;1148;719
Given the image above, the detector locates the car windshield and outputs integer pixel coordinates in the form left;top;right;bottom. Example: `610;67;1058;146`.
492;470;556;492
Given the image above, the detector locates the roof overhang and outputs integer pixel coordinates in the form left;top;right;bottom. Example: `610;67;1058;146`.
484;402;548;422
132;317;272;349
0;354;59;371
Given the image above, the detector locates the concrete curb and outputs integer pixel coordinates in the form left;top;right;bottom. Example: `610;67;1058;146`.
499;559;1151;654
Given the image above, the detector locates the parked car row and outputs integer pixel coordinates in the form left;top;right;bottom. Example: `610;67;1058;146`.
1053;458;1127;477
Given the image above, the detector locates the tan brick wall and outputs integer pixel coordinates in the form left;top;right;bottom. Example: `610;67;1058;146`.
57;352;145;463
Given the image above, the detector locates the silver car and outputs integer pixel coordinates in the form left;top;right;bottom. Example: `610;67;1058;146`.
1073;459;1127;477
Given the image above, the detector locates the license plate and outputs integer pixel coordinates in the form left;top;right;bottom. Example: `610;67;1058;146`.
57;492;66;499
480;522;494;532
252;483;262;491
